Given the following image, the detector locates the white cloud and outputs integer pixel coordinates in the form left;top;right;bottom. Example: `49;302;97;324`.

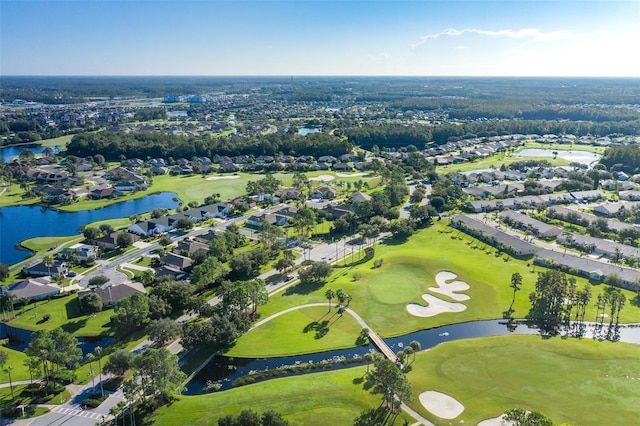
412;28;583;49
455;45;465;50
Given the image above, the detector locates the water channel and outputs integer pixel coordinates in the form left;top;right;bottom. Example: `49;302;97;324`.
184;319;640;394
0;192;180;265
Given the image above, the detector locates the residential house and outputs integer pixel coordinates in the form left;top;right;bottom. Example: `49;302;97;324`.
333;162;354;172
90;186;115;200
450;214;537;256
160;253;193;271
311;187;337;200
60;243;99;262
78;281;147;307
94;231;140;250
175;239;210;256
23;260;68;277
1;276;62;301
277;187;304;200
350;191;371;203
500;211;562;239
247;213;289;227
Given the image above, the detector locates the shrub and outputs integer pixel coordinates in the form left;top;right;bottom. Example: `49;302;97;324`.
42;314;51;322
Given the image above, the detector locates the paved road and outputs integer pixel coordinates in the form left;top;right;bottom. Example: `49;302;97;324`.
20;206;374;426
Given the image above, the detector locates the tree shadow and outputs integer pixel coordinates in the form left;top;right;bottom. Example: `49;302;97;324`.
283;280;324;296
302;320;330;339
62;318;88;335
353;407;400;426
630;294;640;308
65;298;83;319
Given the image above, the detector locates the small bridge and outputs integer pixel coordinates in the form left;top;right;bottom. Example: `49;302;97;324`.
368;330;397;361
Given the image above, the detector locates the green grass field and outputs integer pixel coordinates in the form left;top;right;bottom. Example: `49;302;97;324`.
151;366;413;426
9;293;113;337
226;305;365;358
0;346;31;382
228;222;640;358
406;334;640;425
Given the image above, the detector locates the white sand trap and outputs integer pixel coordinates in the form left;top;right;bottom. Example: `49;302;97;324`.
478;414;511;426
206;175;241;181
406;294;466;317
429;271;470;302
419;391;464;419
309;174;335;182
335;172;368;177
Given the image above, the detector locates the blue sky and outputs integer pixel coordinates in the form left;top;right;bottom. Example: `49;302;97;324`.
1;0;639;76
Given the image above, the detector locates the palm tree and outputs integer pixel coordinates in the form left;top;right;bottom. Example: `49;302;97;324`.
5;366;14;400
95;346;104;396
337;288;348;306
325;289;335;312
24;357;40;399
86;353;96;390
508;272;523;315
409;340;421;363
403;347;414;365
43;254;53;277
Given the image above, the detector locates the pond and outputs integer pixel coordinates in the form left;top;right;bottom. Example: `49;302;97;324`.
0;192;180;265
515;148;601;165
0;145;61;162
185;319;640;394
298;128;321;136
0;322;113;356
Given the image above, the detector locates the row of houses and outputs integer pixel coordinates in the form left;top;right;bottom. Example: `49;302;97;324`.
466;190;606;213
546;206;637;234
128;202;231;236
451;214;640;289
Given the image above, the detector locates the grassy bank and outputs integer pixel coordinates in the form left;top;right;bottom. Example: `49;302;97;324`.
406;334;640;425
151;366;413;426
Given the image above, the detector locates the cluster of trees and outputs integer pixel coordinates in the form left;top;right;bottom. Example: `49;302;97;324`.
25;329;82;384
600;145;640;174
364;354;412;412
66;131;353;161
133;107;167;121
218;409;289;426
526;270;594;336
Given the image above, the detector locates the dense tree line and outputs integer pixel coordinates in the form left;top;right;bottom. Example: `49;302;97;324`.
600;145;640;174
346;119;640;150
66;131;353;161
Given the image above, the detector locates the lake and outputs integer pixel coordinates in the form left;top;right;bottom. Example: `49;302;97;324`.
515;148;601;165
0;192;180;265
0;145;61;162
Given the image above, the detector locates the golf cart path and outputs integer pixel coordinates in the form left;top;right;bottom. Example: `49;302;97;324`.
249;303;435;426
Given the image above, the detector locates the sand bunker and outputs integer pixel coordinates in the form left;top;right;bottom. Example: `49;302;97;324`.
309;174;335;182
419;391;464;419
206;175;241;181
478;414;511;426
335;172;368;177
429;271;470;301
406;294;466;317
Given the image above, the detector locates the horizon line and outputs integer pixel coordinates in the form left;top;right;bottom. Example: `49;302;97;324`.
2;74;640;79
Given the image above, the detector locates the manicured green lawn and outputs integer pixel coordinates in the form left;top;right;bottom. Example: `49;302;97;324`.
151;366;413;426
227;305;364;358
230;222;640;358
440;153;571;173
405;335;640;426
40;134;73;148
21;235;82;254
10;293;113;337
0;346;31;382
